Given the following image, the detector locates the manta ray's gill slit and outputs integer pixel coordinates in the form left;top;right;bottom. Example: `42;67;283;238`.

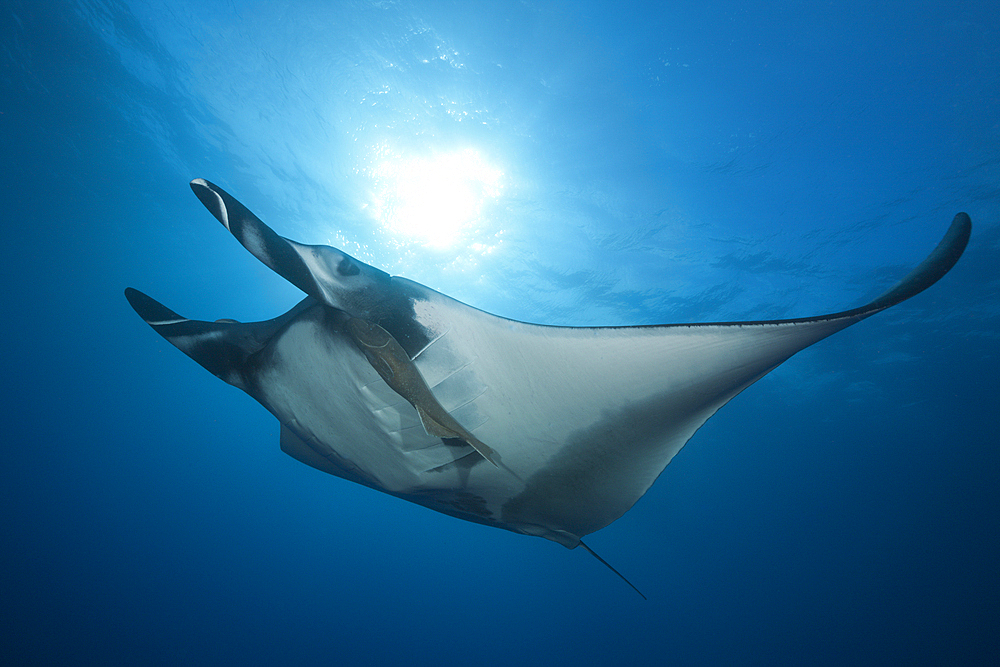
435;383;487;412
427;358;477;388
411;327;451;360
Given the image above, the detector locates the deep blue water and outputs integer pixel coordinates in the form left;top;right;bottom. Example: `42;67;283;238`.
2;1;998;665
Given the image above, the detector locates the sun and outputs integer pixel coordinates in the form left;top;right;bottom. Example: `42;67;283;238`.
370;148;503;249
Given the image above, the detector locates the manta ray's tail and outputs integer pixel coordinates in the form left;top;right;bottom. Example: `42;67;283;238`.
580;541;647;600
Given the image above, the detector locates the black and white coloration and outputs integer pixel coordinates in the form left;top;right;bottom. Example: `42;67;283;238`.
126;179;970;559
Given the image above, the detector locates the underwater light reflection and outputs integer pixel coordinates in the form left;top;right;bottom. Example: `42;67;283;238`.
371;148;503;249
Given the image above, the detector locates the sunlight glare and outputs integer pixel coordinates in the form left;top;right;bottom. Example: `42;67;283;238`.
371;149;503;249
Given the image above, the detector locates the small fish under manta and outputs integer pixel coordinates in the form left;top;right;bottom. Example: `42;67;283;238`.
125;179;971;598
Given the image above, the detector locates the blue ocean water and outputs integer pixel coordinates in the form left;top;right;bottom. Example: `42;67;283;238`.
2;1;997;664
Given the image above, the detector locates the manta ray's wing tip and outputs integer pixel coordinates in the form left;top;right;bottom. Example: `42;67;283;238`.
952;212;972;248
851;211;971;316
920;210;971;283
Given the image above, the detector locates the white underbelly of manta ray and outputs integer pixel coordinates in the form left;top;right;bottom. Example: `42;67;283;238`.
125;179;970;593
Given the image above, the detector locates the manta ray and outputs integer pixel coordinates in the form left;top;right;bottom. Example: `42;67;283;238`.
126;179;970;595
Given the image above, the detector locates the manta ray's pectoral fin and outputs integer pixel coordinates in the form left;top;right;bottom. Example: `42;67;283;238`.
829;211;971;318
